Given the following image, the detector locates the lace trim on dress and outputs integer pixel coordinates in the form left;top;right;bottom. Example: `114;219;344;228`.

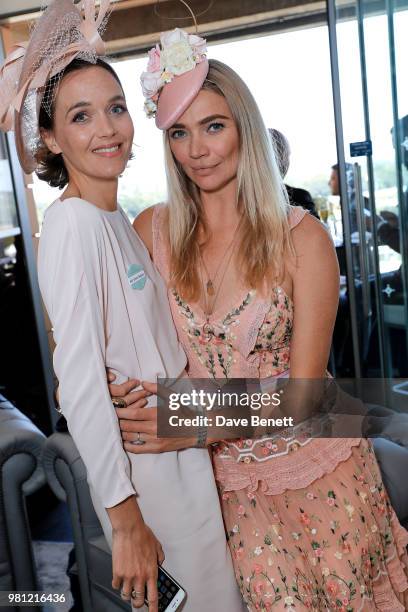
371;513;408;610
288;204;307;229
237;294;269;359
214;438;362;494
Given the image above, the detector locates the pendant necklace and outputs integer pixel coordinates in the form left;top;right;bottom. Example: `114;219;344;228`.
199;218;242;296
199;218;243;338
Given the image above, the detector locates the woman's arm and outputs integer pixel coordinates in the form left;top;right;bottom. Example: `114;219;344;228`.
108;496;164;609
38;205;136;508
287;214;340;377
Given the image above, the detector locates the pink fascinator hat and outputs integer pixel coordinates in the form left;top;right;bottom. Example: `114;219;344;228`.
0;0;112;174
141;27;209;130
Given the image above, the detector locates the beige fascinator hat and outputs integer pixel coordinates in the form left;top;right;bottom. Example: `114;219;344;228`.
0;0;112;174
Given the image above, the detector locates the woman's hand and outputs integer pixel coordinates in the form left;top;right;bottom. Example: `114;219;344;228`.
108;373;151;411
109;377;196;453
108;496;164;610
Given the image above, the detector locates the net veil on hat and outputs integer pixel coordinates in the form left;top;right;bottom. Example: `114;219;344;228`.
0;0;112;174
141;27;209;130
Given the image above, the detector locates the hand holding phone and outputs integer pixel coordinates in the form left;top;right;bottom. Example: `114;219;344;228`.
145;566;186;611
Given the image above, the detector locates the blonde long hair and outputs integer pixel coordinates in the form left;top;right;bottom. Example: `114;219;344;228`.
164;59;292;301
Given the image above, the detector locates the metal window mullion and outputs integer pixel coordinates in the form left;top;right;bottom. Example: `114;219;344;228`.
327;0;363;378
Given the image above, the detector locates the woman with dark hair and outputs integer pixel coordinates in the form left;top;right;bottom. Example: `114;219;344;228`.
35;58;125;188
0;3;244;611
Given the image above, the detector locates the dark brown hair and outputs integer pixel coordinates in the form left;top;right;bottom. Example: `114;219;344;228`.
35;58;124;189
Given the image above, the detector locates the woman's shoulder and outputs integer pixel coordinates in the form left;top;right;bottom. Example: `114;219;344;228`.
133;203;167;257
40;197;114;258
287;204;312;229
287;205;328;241
133;202;167;229
43;196;104;228
287;205;337;276
38;200;80;271
41;198;71;236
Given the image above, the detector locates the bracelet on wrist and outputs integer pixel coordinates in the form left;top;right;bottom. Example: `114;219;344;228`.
196;423;208;448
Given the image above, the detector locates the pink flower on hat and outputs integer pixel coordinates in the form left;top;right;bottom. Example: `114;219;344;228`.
147;44;161;72
140;70;162;98
189;33;207;59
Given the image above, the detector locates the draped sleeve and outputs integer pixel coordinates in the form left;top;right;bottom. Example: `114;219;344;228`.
38;201;136;509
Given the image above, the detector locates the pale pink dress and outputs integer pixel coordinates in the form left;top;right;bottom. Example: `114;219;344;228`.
152;204;408;611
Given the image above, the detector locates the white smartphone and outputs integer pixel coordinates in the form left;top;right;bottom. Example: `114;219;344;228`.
145;566;186;611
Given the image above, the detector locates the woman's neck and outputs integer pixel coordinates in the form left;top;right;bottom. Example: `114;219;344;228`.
62;175;118;212
200;180;241;234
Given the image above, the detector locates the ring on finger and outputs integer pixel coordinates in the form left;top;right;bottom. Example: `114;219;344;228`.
121;590;131;599
131;589;144;599
131;432;146;446
112;397;127;408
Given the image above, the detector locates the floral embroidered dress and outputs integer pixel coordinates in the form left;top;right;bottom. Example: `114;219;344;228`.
152;203;408;611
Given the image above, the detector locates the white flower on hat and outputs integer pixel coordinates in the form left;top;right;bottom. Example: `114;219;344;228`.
160;29;195;76
160;27;188;47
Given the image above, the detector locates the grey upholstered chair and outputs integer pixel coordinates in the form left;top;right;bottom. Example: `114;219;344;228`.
0;394;46;612
368;403;408;526
42;431;129;612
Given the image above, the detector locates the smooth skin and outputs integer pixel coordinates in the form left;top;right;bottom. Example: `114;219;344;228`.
42;65;163;610
110;89;339;451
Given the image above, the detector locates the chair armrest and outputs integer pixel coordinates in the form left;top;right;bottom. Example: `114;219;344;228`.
0;399;46;494
42;432;104;612
42;432;102;536
42;432;83;501
373;437;408;524
0;398;46;595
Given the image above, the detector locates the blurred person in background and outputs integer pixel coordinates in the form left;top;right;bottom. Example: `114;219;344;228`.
269;128;319;218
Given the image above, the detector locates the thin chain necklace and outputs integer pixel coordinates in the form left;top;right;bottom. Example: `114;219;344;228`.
198;218;242;337
198;217;242;296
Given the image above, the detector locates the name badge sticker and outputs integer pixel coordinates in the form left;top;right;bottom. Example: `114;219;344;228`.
127;264;147;290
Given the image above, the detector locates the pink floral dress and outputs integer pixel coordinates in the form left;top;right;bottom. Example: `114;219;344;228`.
152;204;408;611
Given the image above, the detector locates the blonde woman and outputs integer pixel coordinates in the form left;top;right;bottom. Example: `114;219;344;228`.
111;31;408;611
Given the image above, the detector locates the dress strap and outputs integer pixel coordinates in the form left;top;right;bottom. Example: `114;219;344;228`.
288;204;308;230
152;203;171;282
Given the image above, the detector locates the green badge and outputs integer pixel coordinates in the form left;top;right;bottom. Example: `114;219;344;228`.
127;264;146;290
